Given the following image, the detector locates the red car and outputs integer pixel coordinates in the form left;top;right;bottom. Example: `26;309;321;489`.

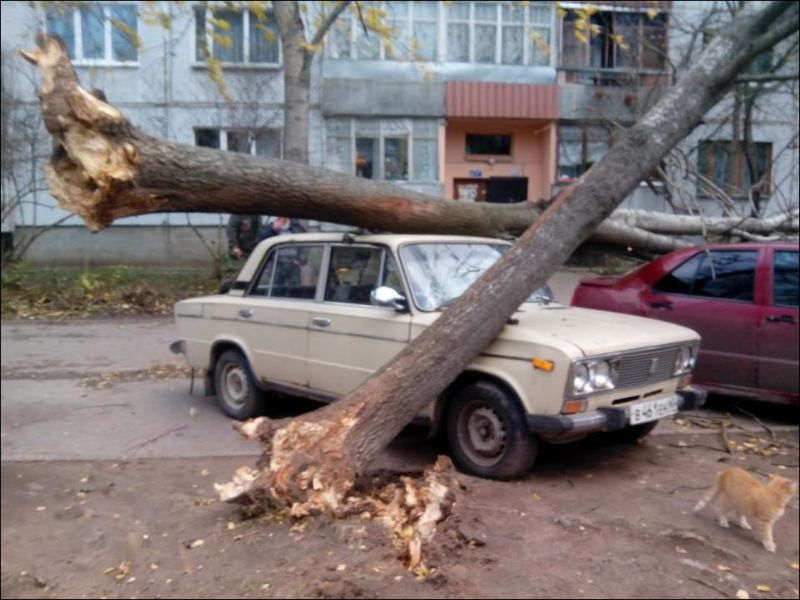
571;242;799;406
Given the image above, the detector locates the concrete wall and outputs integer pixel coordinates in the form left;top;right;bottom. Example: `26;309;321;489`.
16;225;228;267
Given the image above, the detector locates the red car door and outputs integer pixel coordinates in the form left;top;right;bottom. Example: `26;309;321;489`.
757;248;799;398
641;249;760;391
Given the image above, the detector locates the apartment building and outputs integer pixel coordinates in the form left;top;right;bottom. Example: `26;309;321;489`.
1;1;796;265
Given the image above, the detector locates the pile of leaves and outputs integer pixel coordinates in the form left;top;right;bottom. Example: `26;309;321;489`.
1;264;218;319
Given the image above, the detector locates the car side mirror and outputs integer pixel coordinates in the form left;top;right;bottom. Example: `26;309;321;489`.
370;286;408;312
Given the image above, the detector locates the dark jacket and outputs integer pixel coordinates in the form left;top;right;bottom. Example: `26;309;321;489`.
226;215;262;255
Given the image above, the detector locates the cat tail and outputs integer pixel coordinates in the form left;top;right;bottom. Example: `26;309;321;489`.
693;476;721;513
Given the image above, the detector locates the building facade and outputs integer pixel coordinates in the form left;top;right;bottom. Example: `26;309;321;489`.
1;1;796;265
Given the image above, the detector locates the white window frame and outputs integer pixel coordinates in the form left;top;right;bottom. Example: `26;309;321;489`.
324;119;439;183
192;5;282;68
43;3;139;66
443;2;554;66
194;127;283;158
328;1;442;62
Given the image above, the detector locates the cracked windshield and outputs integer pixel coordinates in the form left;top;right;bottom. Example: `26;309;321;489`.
400;243;551;311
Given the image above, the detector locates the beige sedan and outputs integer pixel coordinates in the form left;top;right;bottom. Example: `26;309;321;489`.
173;233;706;479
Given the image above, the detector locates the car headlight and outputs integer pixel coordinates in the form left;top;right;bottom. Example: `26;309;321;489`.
572;359;617;395
674;345;697;375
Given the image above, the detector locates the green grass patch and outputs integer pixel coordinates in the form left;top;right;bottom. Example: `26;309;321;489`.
1;264;218;319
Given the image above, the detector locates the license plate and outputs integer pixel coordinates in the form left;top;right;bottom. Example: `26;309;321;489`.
629;395;679;425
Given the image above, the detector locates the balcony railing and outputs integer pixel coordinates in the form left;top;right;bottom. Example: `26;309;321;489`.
558;66;670;87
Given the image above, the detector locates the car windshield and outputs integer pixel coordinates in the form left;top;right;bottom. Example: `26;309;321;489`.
400;243;552;311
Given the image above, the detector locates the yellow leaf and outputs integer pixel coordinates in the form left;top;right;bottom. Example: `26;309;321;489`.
736;591;750;600
717;564;732;572
791;561;799;570
401;526;414;539
756;585;770;592
556;7;567;18
647;8;659;20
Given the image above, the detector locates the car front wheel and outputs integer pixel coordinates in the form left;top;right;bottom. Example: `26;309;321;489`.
213;350;265;420
446;382;538;480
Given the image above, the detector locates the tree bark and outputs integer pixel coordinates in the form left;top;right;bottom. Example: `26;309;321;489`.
22;1;800;517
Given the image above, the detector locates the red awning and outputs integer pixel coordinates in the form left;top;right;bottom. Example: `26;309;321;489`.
445;81;558;120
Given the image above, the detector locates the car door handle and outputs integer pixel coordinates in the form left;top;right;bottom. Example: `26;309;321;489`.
312;317;331;328
649;300;673;310
238;309;254;319
766;314;795;324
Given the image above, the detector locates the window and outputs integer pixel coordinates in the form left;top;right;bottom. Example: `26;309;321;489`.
194;7;280;65
654;253;704;295
558;124;612;180
654;251;757;302
773;251;799;307
325;246;400;305
466;134;512;156
446;2;552;66
696;141;772;198
45;4;137;63
195;128;282;158
325;119;438;182
560;9;667;83
328;2;553;66
251;245;324;299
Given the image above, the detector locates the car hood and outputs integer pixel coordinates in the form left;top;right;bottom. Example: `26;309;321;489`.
415;303;699;359
508;304;699;357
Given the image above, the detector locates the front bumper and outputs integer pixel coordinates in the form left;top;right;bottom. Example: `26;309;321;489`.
526;386;707;438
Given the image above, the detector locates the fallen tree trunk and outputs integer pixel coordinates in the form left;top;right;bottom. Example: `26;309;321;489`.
610;208;799;236
19;35;790;255
23;0;799;565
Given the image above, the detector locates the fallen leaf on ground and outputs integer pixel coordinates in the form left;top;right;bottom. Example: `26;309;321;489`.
717;564;732;572
184;539;204;549
736;590;750;599
756;585;770;592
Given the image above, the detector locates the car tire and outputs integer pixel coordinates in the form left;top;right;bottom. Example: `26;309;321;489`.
611;420;659;443
213;350;265;420
446;381;538;480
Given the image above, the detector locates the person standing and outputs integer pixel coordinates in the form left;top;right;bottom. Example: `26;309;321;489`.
226;214;262;260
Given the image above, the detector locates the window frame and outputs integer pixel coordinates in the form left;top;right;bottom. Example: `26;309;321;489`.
247;243;326;301
558;7;668;79
696;140;772;198
326;1;554;67
557;123;614;181
321;243;406;307
44;3;139;66
194;127;283;158
192;5;282;68
324;118;439;183
653;249;759;305
771;250;799;308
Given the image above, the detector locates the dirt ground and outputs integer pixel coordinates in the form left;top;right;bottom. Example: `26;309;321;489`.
2;421;798;599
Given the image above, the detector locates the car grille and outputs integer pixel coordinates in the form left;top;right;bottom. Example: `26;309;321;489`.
615;346;680;389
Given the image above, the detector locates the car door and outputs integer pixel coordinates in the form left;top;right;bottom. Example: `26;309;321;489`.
641;248;760;390
220;243;324;387
307;244;412;396
758;248;799;396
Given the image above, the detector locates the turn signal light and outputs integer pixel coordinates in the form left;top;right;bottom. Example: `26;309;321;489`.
562;399;588;414
532;358;555;372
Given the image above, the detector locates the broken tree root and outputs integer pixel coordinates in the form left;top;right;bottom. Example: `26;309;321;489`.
214;416;462;572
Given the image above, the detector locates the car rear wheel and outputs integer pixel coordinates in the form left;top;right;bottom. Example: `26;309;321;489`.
213;350;265;420
446;382;538;480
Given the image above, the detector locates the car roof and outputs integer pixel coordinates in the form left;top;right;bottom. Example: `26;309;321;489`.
264;231;511;247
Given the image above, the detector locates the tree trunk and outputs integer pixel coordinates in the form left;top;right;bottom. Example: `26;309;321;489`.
274;1;310;165
23;1;799;517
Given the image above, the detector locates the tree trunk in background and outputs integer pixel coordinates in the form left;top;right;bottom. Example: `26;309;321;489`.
23;1;799;512
274;1;310;165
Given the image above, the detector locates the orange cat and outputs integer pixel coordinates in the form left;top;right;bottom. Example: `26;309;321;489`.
693;467;797;552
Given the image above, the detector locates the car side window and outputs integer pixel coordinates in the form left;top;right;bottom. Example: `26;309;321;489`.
654;250;757;302
773;250;799;307
250;245;324;299
325;246;389;305
693;250;757;302
653;253;703;295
